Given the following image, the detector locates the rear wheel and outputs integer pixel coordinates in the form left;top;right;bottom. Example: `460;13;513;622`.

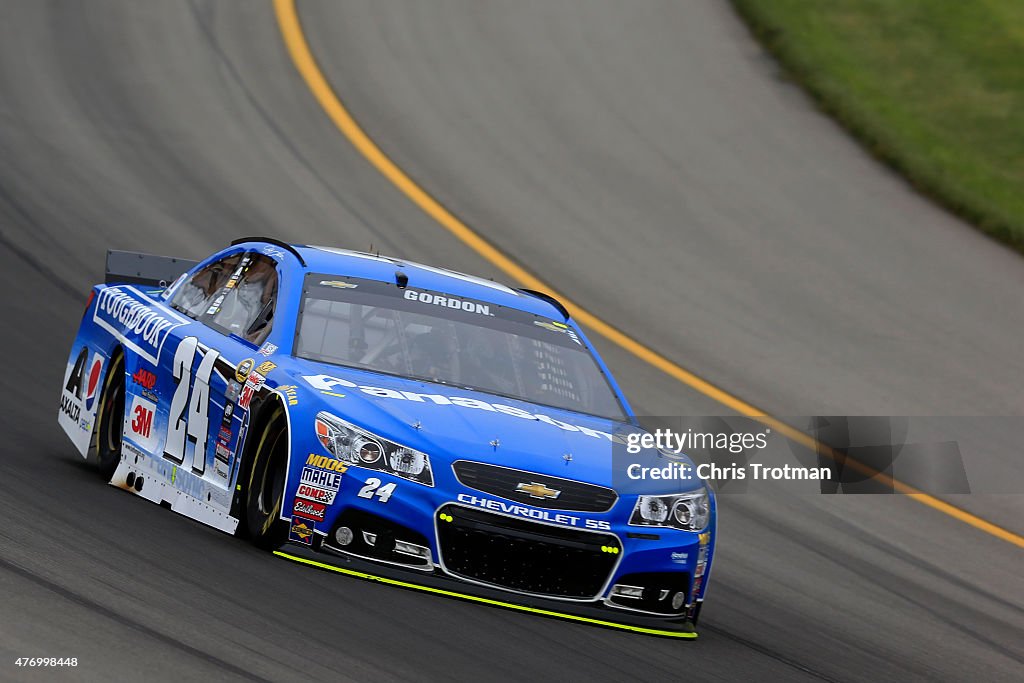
94;352;124;482
245;412;288;550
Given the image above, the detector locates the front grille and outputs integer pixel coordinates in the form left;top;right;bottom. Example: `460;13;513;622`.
437;505;619;598
452;460;617;513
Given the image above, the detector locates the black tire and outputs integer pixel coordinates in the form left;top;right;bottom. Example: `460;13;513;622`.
95;352;125;482
245;412;289;550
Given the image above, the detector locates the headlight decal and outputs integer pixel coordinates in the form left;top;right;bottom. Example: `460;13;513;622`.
315;411;434;486
629;488;709;532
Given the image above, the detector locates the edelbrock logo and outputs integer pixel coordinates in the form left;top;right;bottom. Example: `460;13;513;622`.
293;498;326;522
93;287;187;365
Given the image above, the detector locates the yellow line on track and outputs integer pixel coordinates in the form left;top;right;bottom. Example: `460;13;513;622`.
274;551;697;638
273;0;1023;550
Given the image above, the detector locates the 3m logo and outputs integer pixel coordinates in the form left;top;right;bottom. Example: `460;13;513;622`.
237;370;266;410
131;403;153;438
238;383;255;411
126;396;158;452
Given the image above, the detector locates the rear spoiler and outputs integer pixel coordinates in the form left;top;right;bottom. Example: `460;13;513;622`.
105;250;199;288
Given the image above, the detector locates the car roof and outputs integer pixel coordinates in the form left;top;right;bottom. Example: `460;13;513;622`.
288;243;568;320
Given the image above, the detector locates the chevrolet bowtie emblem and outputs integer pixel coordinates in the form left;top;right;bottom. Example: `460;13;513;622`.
516;482;561;500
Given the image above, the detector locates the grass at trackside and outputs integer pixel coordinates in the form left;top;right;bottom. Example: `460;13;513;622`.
732;0;1024;251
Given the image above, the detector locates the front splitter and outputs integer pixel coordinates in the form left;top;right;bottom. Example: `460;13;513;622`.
274;545;698;639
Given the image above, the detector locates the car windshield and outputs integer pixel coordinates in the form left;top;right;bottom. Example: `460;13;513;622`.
295;275;627;421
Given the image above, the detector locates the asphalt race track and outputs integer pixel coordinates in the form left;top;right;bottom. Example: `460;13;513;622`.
1;2;1022;681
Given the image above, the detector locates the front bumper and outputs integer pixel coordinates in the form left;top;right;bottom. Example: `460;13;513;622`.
283;459;715;634
274;544;700;639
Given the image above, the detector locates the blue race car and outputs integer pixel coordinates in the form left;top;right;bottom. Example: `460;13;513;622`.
58;238;715;637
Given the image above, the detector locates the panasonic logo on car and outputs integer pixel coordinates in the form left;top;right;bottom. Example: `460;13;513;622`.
93;286;188;365
302;374;625;442
403;289;492;316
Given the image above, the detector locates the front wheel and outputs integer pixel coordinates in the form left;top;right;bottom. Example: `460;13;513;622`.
245;414;288;550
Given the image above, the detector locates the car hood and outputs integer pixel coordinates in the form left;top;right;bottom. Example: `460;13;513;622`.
290;364;692;491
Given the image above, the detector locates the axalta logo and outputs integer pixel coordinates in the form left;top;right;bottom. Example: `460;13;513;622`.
60;347;103;426
301;374;624;442
93;287;187;364
456;494;611;530
60;393;80;422
403;289;492;316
